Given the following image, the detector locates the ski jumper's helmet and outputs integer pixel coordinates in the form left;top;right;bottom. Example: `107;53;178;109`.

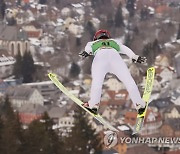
93;29;110;41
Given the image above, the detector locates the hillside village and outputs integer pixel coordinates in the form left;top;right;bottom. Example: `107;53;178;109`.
0;0;180;153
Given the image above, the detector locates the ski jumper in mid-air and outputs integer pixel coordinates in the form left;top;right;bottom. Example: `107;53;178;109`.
79;29;147;115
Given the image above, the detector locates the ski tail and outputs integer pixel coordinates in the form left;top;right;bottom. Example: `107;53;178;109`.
48;72;119;132
142;67;155;102
133;67;155;134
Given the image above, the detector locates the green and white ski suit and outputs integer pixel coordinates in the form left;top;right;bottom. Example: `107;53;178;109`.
85;39;145;109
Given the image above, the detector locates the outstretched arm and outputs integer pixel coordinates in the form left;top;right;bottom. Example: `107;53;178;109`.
120;44;136;59
79;42;92;58
120;44;147;64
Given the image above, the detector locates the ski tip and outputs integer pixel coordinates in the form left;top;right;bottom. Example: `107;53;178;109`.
48;73;56;78
132;130;138;134
132;132;138;136
148;66;155;71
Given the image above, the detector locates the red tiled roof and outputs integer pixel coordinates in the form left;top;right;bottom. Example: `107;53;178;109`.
154;66;164;74
155;5;170;14
26;31;41;38
124;108;162;126
124;110;137;125
165;150;180;154
144;109;162;124
106;89;129;100
106;90;116;99
101;89;129;106
155;65;175;75
23;0;29;3
101;100;126;106
19;113;42;124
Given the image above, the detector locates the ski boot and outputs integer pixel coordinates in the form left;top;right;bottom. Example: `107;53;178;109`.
82;102;99;115
136;103;146;115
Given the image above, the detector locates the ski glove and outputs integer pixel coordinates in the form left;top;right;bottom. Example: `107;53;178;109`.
79;51;90;58
132;55;147;64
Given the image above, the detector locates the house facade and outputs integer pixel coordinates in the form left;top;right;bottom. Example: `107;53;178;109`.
155;54;170;67
101;106;117;121
152;79;161;92
0;25;30;56
155;66;175;84
101;90;129;107
48;106;67;124
174;52;180;78
59;116;74;128
171;89;180;106
39;34;53;47
160;118;180;137
18;103;46;124
124;110;137;126
141;109;162;136
22;25;42;38
61;7;71;17
124;108;162;136
104;78;125;92
7;85;44;108
0;56;15;78
165;106;180;118
23;81;60;101
16;11;35;25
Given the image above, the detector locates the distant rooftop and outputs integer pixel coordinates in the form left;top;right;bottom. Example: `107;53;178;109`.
0;24;28;41
18;103;46;114
23;80;54;86
0;55;15;66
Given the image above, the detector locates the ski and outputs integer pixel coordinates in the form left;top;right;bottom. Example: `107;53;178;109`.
133;67;155;135
48;73;119;132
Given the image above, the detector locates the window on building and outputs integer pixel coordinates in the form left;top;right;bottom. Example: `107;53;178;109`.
17;43;21;52
26;42;28;51
11;43;15;55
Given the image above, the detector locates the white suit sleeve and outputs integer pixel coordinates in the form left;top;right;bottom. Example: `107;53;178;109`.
120;44;137;59
85;42;93;55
